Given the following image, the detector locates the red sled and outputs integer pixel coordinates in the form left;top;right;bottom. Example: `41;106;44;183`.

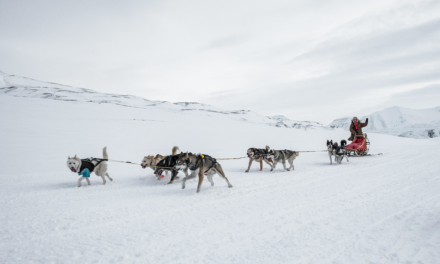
346;133;370;156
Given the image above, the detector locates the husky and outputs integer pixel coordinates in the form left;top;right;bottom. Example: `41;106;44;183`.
141;152;168;176
66;147;113;187
267;149;299;171
141;154;165;170
153;146;188;184
327;140;349;165
174;152;233;193
245;146;273;172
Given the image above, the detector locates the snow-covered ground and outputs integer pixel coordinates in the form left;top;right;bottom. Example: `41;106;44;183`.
1;94;440;263
328;106;440;139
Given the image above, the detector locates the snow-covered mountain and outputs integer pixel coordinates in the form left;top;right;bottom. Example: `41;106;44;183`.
0;71;323;130
270;115;323;130
327;106;440;139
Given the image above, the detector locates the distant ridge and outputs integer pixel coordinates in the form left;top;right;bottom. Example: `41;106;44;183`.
0;70;323;130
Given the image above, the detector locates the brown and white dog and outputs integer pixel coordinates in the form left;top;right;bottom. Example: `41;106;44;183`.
141;146;180;177
245;146;273;172
174;152;233;193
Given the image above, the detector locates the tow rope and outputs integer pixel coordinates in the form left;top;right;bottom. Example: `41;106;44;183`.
297;150;327;153
107;151;329;168
106;159;174;169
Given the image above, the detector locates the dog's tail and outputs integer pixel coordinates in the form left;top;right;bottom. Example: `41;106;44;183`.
103;147;108;159
340;140;347;147
172;146;179;155
266;145;270;151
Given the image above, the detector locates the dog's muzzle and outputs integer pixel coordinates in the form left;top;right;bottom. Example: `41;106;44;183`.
174;164;186;171
247;153;254;158
70;167;77;173
141;164;147;169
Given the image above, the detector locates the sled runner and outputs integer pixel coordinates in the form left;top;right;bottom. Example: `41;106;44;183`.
346;133;370;156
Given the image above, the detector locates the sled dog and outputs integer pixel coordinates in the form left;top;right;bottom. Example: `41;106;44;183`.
174;152;233;193
66;147;113;187
267;149;299;171
153;146;188;184
327;140;349;165
141;154;165;170
245;146;273;172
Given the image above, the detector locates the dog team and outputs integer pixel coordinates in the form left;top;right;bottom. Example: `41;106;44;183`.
67;141;349;192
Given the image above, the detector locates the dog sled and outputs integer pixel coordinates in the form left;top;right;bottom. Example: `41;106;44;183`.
346;133;370;156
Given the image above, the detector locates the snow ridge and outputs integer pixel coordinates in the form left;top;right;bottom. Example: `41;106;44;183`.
0;71;323;130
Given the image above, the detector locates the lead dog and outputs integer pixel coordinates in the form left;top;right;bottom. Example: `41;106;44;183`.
174;152;233;193
153;146;188;184
245;146;273;172
66;147;113;187
267;149;299;171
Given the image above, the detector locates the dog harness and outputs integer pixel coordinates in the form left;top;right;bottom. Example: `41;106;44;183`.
154;155;179;174
199;154;217;173
184;154;217;173
249;148;269;159
78;158;107;177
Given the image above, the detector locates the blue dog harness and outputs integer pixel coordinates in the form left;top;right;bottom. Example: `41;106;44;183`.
77;158;107;178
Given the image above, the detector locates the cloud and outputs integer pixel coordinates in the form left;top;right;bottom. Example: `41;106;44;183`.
0;0;439;124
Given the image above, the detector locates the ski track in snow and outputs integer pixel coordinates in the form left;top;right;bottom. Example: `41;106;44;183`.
1;97;440;263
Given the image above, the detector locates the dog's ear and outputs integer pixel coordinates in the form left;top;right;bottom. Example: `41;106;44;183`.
68;156;71;159
74;155;77;158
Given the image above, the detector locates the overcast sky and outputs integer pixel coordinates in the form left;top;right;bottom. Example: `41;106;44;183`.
1;0;439;124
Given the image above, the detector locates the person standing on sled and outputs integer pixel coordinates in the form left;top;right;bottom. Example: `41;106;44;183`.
346;116;368;149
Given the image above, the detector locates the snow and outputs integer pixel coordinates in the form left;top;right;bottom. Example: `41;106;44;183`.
327;106;440;139
1;92;440;263
0;71;324;131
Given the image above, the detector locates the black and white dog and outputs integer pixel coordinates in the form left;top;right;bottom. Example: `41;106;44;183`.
154;154;189;184
326;140;349;165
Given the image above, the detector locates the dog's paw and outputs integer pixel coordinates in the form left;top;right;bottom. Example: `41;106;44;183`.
245;170;249;173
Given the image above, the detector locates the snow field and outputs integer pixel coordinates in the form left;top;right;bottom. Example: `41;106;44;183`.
1;96;439;263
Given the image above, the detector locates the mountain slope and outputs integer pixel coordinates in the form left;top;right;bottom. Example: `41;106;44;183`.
327;106;440;138
0;71;323;130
